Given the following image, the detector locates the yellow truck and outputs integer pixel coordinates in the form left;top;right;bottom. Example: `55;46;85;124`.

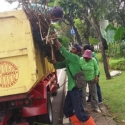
0;9;58;125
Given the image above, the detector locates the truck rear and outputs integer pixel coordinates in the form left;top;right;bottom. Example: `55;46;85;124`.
0;10;58;125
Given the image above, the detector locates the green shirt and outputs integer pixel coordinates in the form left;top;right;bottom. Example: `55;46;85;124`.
92;52;100;75
54;46;81;91
80;57;99;81
92;52;99;65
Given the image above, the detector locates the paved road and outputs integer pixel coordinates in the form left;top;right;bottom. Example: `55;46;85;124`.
52;69;66;125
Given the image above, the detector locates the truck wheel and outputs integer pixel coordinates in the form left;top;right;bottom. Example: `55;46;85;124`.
38;92;53;124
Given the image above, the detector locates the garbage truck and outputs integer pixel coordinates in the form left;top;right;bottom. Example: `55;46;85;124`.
0;9;58;125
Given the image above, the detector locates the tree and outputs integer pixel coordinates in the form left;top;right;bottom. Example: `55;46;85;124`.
58;0;83;45
105;0;125;27
53;21;74;44
78;0;111;79
57;0;111;79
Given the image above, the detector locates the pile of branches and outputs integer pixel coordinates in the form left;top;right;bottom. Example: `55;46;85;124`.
20;0;65;63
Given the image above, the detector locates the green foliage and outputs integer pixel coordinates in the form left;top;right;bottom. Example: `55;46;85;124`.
74;19;85;40
52;23;61;30
114;26;125;41
100;24;125;58
105;24;117;43
109;58;125;70
51;21;72;45
50;16;74;43
54;0;59;6
100;28;107;39
101;24;116;43
102;22;125;44
96;53;103;62
59;0;79;17
106;41;125;58
58;35;70;49
104;0;125;27
89;36;99;45
48;2;54;6
105;24;117;31
106;43;119;58
99;63;125;123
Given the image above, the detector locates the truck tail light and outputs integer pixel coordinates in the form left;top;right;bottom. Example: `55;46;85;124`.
9;99;32;109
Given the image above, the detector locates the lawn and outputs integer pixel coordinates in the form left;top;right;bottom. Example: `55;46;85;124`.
99;62;125;124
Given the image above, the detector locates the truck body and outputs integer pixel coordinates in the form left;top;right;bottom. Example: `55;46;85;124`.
0;10;58;125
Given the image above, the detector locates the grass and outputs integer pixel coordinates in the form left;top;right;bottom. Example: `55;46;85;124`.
99;62;125;124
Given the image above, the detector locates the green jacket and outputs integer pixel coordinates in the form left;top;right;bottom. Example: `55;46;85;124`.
80;57;99;81
92;52;99;65
54;46;81;91
92;52;100;75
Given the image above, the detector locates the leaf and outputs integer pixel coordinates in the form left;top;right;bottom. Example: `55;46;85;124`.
106;29;116;43
54;0;59;6
58;35;69;49
105;24;117;32
100;27;116;43
100;28;107;39
114;26;125;41
89;36;99;45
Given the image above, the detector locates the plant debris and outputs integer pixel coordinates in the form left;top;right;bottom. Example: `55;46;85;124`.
20;0;65;63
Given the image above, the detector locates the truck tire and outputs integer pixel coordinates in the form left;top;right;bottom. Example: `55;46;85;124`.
38;92;53;124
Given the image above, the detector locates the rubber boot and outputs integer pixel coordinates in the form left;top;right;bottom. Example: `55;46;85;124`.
69;115;82;125
84;116;96;125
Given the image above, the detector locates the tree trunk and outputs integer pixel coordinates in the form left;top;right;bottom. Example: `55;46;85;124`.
84;19;91;44
72;24;82;45
101;46;111;79
65;16;82;45
83;13;111;79
82;3;111;79
94;22;111;79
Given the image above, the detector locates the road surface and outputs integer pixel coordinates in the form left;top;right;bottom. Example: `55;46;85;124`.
52;69;66;125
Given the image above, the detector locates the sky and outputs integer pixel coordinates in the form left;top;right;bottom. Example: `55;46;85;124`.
0;0;124;12
0;0;19;12
0;0;9;12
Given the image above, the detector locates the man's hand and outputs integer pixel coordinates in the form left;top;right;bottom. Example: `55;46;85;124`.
51;49;57;64
94;76;98;83
50;32;62;49
51;32;57;40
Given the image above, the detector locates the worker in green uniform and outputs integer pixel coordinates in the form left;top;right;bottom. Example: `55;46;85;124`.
52;37;96;125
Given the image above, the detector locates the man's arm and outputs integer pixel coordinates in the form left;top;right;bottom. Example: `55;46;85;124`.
93;58;99;75
93;58;99;82
51;46;66;69
52;48;58;64
54;60;66;69
54;39;62;49
54;39;79;63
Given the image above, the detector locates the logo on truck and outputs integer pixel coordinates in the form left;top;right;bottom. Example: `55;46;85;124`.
0;61;19;88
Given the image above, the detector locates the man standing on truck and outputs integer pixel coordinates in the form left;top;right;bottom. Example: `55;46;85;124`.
50;6;63;22
52;36;96;125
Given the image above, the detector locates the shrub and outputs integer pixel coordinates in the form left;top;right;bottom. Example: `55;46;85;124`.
109;58;125;70
96;53;103;62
